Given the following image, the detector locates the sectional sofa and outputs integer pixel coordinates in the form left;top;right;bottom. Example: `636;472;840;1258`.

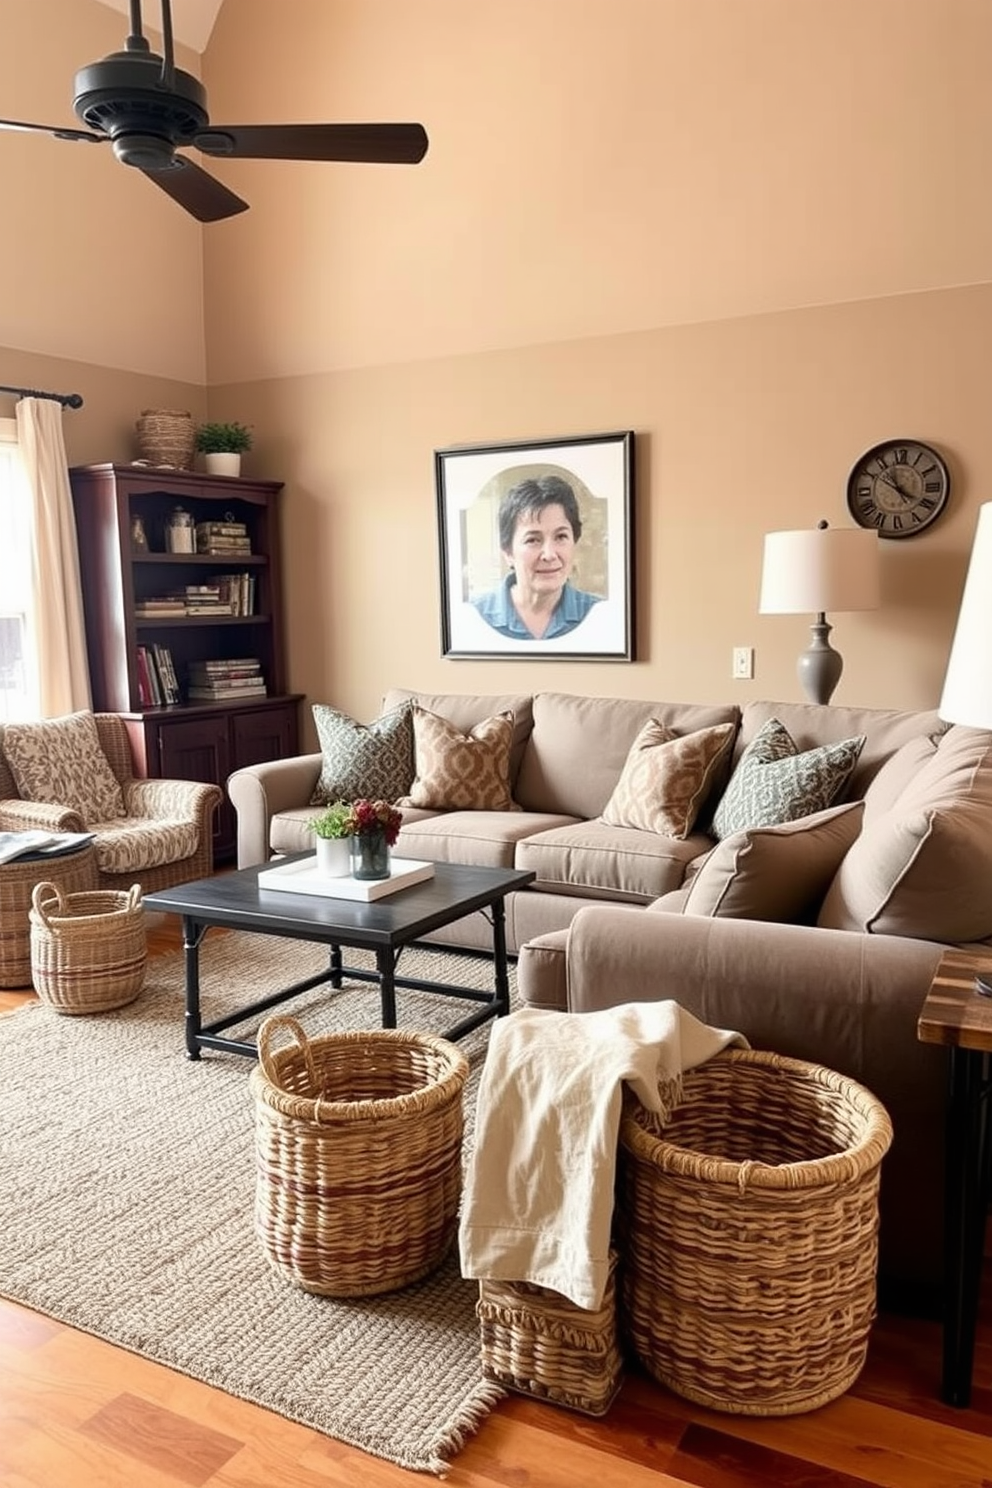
228;686;992;1304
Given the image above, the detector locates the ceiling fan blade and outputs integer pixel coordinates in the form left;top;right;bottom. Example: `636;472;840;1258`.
141;157;249;222
0;116;105;145
195;122;429;165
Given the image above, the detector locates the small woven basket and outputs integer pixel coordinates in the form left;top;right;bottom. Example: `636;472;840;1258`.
477;1251;624;1416
29;881;146;1014
251;1015;469;1297
135;408;195;470
617;1048;893;1417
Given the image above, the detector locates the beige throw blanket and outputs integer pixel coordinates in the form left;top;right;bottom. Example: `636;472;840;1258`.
458;1001;747;1310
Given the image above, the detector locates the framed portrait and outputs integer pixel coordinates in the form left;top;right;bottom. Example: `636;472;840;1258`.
434;430;635;660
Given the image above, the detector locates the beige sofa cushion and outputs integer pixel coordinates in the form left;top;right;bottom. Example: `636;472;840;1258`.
405;707;517;811
712;718;865;839
514;692;740;819
3;710;125;824
397;809;575;871
382;688;534;788
683;801;864;923
309;701;414;806
861;733;941;822
601;719;736;838
818;725;992;943
515;819;705;902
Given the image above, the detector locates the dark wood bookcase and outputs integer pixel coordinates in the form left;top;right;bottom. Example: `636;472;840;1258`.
70;463;303;861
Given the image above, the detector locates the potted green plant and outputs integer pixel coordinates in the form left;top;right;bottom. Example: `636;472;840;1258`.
195;420;254;477
308;800;353;876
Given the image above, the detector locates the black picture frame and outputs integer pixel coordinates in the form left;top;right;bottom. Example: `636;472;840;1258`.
434;430;635;660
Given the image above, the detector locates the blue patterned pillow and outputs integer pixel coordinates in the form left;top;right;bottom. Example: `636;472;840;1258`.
309;703;415;807
711;718;865;840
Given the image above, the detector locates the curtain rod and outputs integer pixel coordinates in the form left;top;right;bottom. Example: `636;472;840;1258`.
0;383;84;409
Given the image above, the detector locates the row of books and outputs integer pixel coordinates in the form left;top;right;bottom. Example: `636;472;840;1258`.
135;573;256;617
136;644;181;706
187;656;267;702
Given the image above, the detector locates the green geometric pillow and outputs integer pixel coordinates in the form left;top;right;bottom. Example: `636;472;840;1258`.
309;703;415;807
711;717;865;840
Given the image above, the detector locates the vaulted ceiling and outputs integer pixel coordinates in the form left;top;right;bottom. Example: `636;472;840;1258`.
96;0;223;55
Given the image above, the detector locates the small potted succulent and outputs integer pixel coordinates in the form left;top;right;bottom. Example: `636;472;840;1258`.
195;420;254;477
307;800;353;877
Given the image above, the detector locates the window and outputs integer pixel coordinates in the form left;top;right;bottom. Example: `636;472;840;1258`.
0;418;39;721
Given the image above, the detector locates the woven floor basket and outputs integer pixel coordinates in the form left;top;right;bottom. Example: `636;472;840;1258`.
250;1015;470;1298
617;1048;893;1416
478;1250;624;1416
0;846;96;990
29;881;146;1014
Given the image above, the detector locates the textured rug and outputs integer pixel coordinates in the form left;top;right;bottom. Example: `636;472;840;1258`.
0;932;514;1475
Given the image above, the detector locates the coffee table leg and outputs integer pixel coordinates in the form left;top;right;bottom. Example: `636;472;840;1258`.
377;948;397;1028
182;917;209;1060
330;942;343;988
491;897;511;1018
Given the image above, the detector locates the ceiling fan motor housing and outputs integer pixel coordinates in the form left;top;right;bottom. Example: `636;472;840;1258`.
73;51;208;170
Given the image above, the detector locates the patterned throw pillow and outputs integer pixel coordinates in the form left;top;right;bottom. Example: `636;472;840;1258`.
711;717;866;840
310;703;415;806
3;710;125;824
682;801;864;922
600;720;737;839
406;707;517;811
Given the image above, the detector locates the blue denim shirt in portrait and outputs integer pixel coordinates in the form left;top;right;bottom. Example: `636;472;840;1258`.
472;572;602;640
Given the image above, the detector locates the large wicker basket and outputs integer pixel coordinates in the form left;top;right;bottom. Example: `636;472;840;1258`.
477;1251;624;1416
617;1048;893;1416
134;408;195;470
29;881;146;1014
251;1015;469;1297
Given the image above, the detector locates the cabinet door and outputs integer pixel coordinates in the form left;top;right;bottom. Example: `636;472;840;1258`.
231;703;298;771
155;715;233;858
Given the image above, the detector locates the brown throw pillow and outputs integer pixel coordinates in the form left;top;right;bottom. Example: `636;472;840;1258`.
683;801;864;923
600;719;737;839
406;707;517;811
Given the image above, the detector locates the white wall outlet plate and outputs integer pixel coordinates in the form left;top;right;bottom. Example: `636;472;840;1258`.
732;646;754;680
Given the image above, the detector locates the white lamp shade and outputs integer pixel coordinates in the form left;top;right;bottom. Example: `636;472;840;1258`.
940;501;992;728
759;526;881;615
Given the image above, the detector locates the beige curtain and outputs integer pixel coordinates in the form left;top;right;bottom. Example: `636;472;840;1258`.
15;398;91;715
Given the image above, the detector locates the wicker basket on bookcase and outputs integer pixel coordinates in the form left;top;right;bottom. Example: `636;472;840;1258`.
29;880;146;1014
134;408;195;470
251;1016;469;1298
617;1049;893;1417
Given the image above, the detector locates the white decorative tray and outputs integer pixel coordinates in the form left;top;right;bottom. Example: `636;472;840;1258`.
257;855;435;902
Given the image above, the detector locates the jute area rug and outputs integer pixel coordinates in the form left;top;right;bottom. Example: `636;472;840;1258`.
0;931;515;1475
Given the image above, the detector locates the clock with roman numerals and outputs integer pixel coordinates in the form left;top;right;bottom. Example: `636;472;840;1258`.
847;439;950;539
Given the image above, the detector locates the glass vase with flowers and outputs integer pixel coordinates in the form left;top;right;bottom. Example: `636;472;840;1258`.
344;798;403;880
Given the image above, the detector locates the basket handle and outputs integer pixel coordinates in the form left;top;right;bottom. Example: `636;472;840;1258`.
30;881;65;928
257;1014;317;1088
126;883;143;911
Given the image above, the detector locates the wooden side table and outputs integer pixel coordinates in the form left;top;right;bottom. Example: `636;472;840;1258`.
917;949;992;1408
0;841;99;989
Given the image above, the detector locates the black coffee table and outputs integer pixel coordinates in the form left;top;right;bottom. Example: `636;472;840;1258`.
145;857;535;1059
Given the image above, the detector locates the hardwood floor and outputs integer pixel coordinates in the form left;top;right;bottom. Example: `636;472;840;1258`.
1;915;989;1486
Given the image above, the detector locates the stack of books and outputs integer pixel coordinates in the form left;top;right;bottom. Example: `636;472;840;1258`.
178;583;234;616
135;596;187;618
187;657;267;702
195;519;252;556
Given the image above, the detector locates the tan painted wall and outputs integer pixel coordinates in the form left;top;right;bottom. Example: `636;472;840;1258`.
2;0;990;738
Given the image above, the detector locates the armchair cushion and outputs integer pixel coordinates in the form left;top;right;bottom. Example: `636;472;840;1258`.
2;710;125;823
89;818;200;875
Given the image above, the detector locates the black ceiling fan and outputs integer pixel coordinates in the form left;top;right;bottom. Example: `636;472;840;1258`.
0;0;428;223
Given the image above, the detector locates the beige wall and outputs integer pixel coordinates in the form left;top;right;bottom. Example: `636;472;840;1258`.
2;0;990;738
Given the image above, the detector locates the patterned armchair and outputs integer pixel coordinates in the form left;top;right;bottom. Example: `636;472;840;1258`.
0;710;222;892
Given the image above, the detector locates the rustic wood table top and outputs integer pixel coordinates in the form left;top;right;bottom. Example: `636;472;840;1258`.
917;948;992;1054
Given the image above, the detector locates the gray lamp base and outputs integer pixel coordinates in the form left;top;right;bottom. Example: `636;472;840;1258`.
797;615;843;706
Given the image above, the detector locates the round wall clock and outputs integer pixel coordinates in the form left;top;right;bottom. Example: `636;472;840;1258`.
846;439;950;539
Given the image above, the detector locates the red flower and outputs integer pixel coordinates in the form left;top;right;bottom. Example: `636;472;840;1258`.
344;798;403;846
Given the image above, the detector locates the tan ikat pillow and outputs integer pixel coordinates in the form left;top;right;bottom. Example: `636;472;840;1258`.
406;707;517;811
3;710;125;824
601;719;737;839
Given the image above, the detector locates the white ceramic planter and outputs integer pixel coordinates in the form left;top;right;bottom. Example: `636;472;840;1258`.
314;836;351;877
203;451;242;477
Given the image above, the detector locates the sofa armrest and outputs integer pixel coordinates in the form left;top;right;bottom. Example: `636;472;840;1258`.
0;798;85;833
227;754;323;868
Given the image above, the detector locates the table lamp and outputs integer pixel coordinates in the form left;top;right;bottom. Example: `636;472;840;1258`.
759;520;881;705
938;500;992;995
